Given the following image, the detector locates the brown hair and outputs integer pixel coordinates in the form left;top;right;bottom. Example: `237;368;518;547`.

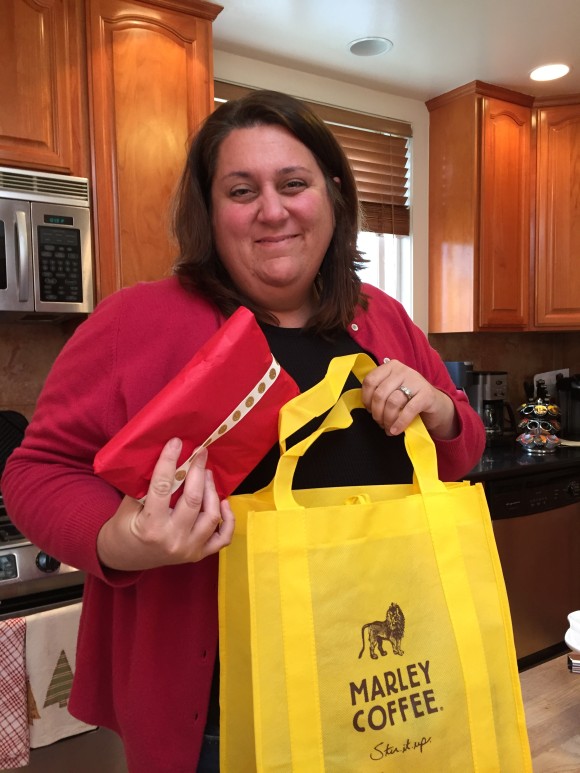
173;89;367;332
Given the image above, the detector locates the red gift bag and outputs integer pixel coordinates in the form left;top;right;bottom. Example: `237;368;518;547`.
93;307;299;503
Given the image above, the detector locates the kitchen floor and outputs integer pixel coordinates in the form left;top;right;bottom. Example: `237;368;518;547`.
520;653;580;771
1;728;128;773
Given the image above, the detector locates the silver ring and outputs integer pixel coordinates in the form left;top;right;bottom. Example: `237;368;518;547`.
398;385;413;402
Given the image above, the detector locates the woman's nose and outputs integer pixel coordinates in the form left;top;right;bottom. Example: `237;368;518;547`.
257;188;288;222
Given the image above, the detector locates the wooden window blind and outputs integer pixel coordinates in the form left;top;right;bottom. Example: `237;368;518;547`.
214;81;411;236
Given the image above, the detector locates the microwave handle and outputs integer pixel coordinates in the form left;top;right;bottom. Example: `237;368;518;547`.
14;210;30;302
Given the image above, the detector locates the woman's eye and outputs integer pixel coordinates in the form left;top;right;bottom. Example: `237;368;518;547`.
230;186;254;199
284;179;307;192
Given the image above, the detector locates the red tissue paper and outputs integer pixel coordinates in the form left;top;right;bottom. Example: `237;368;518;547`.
93;307;299;503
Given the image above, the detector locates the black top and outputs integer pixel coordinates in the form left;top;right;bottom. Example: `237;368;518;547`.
235;324;413;492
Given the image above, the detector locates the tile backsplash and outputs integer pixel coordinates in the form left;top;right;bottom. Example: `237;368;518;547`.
430;331;580;408
1;322;579;421
0;321;82;419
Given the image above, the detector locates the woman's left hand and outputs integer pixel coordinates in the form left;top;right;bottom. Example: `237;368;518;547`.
361;358;459;439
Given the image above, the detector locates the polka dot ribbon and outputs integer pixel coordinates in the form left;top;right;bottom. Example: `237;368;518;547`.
138;356;282;503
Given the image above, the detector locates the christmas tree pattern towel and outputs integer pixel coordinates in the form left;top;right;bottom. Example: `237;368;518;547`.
25;602;97;748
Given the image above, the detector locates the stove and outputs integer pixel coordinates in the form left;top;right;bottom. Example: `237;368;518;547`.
0;493;84;614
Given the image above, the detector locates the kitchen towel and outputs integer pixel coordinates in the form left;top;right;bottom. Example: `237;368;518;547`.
0;617;30;768
25;602;97;748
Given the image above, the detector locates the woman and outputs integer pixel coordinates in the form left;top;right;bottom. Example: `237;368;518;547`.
1;90;485;772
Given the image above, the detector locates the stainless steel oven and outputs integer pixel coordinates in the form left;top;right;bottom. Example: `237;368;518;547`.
0;411;84;610
0;493;85;612
0;495;127;773
0;414;127;772
0;505;128;773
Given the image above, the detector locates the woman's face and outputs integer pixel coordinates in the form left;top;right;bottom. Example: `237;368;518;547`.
210;124;337;326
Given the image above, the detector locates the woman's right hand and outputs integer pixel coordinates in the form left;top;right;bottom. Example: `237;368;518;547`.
96;438;235;571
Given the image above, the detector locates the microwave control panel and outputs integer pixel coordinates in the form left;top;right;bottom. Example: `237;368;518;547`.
37;225;83;303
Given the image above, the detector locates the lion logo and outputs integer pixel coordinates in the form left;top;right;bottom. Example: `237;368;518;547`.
358;602;405;659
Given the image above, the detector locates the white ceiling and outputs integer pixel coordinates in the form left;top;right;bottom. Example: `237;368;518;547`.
212;0;580;102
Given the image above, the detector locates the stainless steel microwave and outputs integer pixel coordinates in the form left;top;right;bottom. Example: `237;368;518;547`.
0;166;94;319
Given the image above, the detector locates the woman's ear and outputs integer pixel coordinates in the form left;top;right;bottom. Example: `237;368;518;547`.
333;176;341;188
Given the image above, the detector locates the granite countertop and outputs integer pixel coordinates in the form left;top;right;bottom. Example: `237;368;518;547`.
464;441;580;482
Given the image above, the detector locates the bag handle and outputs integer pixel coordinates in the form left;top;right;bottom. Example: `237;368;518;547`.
274;355;447;510
278;352;376;451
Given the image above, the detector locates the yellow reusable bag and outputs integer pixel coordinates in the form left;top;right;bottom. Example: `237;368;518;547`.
219;353;532;772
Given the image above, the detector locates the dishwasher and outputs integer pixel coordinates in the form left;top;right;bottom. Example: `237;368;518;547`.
484;467;580;669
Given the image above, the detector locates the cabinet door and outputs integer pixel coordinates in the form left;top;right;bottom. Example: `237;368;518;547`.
87;0;219;300
0;0;88;175
479;98;531;329
428;93;478;332
535;105;580;328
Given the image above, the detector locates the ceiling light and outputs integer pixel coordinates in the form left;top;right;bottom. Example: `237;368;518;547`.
530;63;570;82
349;37;393;57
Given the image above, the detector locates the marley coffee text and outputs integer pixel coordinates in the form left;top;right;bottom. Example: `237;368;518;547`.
349;660;440;731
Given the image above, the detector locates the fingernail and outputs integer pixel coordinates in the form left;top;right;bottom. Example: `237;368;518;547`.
195;446;208;462
168;437;182;452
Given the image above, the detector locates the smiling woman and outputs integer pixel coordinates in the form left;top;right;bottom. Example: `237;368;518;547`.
1;89;483;773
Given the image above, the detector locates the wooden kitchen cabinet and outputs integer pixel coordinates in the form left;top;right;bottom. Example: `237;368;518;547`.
427;82;533;332
0;0;90;175
87;0;221;300
535;103;580;328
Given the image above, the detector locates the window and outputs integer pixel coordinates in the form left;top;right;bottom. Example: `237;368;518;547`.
314;110;412;316
214;83;412;311
357;232;412;316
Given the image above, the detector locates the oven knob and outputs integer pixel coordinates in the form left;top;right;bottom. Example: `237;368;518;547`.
36;552;61;573
568;480;580;499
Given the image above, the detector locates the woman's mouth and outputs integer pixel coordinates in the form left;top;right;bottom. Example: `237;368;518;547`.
256;234;296;245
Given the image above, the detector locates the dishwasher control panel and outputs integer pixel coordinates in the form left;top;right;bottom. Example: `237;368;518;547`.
484;469;580;519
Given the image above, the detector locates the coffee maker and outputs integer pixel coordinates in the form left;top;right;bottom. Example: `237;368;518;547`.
443;361;473;393
467;371;516;445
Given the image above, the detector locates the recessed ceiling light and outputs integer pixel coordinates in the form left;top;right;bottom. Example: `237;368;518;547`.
530;63;570;81
349;37;393;57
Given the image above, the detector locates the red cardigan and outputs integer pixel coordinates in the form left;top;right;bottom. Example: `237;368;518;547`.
1;277;484;772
